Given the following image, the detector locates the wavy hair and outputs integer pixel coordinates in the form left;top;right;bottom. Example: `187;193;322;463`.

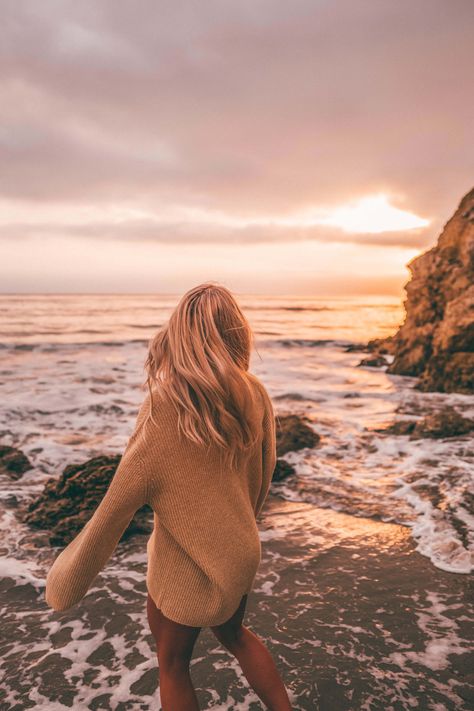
143;282;259;470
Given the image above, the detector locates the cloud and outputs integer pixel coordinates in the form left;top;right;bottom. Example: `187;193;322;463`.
1;0;472;217
0;217;433;248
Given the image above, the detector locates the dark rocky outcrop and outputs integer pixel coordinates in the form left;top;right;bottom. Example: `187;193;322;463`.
375;420;418;436
357;355;390;368
410;407;474;439
347;336;397;356
374;406;474;439
0;444;33;479
23;455;153;546
275;414;320;456
366;188;474;393
272;413;321;482
272;459;297;482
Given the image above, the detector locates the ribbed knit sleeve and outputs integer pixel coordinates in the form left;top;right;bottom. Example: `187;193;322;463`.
45;394;152;612
255;386;277;518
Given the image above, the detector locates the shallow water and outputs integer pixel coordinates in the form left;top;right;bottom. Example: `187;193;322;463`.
0;293;472;575
1;499;472;710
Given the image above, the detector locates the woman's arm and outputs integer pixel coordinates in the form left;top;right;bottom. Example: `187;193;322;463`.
45;393;153;612
254;387;277;518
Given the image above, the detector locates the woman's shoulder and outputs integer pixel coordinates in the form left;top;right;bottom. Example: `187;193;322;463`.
245;371;273;408
136;383;176;427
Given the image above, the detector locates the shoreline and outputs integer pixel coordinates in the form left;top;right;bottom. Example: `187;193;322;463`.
0;493;472;709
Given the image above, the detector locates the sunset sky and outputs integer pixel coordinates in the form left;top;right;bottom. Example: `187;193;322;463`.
1;1;473;295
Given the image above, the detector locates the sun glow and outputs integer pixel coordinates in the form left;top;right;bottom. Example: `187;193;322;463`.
312;194;430;233
177;193;430;235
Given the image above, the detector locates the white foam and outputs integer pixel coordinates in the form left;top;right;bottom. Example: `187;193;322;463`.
0;556;46;588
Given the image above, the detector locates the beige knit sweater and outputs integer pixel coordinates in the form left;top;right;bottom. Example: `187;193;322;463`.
45;372;277;627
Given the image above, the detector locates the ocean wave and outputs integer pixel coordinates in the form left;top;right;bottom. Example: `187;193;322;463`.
0;339;150;351
240;305;335;311
273;338;348;348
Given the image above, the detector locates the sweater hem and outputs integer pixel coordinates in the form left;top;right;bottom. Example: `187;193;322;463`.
146;583;251;628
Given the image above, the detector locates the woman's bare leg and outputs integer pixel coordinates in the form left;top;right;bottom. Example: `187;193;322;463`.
211;594;292;710
146;592;202;711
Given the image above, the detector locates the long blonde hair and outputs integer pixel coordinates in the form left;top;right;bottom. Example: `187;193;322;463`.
144;282;259;470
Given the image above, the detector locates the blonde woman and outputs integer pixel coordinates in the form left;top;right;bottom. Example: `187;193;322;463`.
45;282;292;710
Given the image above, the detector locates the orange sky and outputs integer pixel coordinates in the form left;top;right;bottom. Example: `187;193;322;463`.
1;1;473;295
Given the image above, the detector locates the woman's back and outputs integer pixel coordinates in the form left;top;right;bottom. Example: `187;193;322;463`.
45;370;276;627
143;372;275;626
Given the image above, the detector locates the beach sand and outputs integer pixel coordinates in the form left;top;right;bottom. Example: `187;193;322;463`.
1;493;472;711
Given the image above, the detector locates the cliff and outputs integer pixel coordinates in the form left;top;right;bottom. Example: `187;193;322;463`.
370;188;474;393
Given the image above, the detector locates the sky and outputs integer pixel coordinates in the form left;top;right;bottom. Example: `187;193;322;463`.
1;0;473;296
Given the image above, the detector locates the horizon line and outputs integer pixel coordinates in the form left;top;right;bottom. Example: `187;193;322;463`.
0;291;404;299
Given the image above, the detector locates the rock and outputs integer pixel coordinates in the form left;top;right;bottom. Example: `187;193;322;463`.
357;355;389;368
22;455;153;546
416;351;474;394
365;335;397;355
0;444;33;479
344;342;369;353
372;188;474;393
375;406;474;439
374;420;417;436
410;406;474;439
266;414;320;482
272;459;296;482
275;414;320;456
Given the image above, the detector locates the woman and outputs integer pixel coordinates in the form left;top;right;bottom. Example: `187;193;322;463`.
45;282;292;711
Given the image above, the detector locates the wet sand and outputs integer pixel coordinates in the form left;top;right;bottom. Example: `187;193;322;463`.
1;493;473;710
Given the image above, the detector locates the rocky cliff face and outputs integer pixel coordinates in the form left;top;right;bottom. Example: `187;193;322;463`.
371;188;474;393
